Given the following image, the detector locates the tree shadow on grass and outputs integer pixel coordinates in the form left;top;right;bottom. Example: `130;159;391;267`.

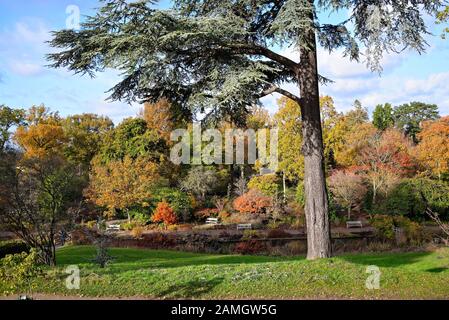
154;277;224;299
426;267;449;273
103;254;303;276
339;251;432;268
57;246;304;274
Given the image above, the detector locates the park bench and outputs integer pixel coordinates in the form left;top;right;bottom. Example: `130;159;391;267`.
237;224;252;230
346;221;363;229
206;218;220;225
106;224;121;232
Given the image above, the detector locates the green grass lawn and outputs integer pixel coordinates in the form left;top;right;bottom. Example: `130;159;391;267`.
5;246;449;299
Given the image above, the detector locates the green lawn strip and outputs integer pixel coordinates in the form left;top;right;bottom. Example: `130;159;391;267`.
3;246;449;299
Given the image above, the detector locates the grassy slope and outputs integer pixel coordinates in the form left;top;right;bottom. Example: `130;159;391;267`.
10;246;449;299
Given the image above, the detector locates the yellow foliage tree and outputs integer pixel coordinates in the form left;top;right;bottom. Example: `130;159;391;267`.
14;105;66;158
85;156;161;220
274;97;303;180
334;122;378;167
416;116;449;180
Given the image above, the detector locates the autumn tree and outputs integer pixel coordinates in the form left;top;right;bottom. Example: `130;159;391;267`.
14;106;66;159
246;105;272;130
324;108;377;168
394;102;440;142
328;170;367;219
48;0;442;259
248;174;281;197
274;97;303;181
320;96;341;168
356;128;415;205
85;156;161;220
416;116;449;180
233;189;273;215
141;98;184;142
0;105;25;153
373;103;394;131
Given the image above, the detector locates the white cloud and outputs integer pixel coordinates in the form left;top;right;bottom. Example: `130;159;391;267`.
404;72;449;96
91;100;141;124
14;20;50;45
262;47;449;117
9;60;43;76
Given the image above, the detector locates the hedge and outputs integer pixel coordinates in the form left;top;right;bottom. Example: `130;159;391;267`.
0;240;30;259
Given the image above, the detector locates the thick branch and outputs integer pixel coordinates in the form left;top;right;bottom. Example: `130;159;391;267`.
226;43;299;72
258;84;301;103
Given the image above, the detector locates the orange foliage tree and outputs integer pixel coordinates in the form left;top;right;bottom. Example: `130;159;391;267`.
233;189;273;215
416;116;449;180
85;156;161;220
152;201;177;226
14;105;66;158
142;98;181;142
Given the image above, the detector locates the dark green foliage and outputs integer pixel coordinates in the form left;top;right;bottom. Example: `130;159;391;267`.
373;103;394;130
371;215;426;244
393;102;440;142
150;187;192;221
128;210;151;226
372;178;449;219
98;118;167;163
0;105;25;152
0;240;30;259
62;113;114;168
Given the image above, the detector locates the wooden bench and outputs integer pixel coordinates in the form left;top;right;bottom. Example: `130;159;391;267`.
106;224;121;232
346;221;363;229
206;218;220;225
237;224;252;230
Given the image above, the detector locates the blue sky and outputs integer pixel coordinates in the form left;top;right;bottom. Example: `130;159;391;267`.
0;0;448;124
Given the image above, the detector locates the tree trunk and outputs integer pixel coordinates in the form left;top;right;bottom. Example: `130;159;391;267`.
298;21;332;260
282;172;287;202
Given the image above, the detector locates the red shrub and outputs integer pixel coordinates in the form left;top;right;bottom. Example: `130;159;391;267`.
152;202;177;226
194;208;219;221
233;189;273;214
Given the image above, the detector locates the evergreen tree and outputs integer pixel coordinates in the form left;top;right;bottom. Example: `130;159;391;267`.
373;103;394;131
47;0;442;259
394;101;440;142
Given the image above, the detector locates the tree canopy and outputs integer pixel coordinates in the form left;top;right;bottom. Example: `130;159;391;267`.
47;0;442;120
